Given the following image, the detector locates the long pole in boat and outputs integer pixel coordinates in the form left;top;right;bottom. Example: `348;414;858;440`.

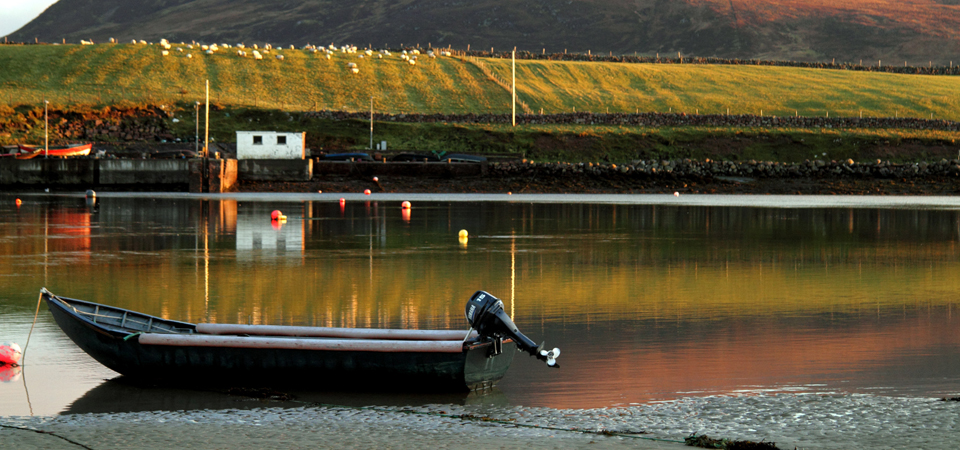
512;50;516;127
204;80;210;158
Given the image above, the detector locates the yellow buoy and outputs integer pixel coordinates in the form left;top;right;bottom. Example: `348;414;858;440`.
458;229;468;239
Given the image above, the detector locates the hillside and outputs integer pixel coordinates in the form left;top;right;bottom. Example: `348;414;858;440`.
7;0;960;64
2;43;959;121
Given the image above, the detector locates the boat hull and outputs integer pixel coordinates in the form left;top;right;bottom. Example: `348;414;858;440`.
16;143;92;158
45;292;514;391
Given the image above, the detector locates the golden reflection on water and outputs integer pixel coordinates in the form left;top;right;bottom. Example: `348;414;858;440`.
3;196;960;407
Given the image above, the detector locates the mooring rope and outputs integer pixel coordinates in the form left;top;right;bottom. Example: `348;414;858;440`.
0;424;95;450
19;290;44;363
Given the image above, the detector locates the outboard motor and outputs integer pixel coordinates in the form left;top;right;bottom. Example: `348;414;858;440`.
465;290;560;367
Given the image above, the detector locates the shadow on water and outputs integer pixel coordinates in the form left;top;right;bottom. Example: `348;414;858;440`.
63;377;509;415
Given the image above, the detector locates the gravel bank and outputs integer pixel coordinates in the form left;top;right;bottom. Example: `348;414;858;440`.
3;393;957;449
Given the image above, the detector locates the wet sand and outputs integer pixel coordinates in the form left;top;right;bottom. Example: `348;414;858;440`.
4;393;959;449
2;406;685;450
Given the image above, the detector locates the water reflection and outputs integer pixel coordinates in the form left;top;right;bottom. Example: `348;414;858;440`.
1;194;959;414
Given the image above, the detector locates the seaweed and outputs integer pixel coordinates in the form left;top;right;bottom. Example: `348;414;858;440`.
685;434;780;450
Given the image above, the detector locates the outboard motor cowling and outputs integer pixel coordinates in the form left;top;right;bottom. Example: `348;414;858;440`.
465;291;560;367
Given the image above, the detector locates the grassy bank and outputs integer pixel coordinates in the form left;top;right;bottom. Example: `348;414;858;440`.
3;43;960;120
162;106;960;163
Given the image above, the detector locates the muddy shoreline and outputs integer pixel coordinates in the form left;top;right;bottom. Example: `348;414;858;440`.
239;173;960;196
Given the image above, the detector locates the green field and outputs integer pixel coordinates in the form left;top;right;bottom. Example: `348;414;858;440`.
2;43;960;120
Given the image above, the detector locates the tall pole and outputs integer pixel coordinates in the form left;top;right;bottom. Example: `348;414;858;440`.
511;50;516;127
194;102;200;155
44;99;49;158
369;96;374;150
204;80;210;158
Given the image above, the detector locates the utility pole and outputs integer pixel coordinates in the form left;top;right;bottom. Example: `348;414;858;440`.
204;80;210;158
369;96;374;150
44;99;49;158
194;101;200;155
511;50;516;127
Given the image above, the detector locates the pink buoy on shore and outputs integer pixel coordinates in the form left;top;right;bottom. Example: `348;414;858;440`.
0;342;22;366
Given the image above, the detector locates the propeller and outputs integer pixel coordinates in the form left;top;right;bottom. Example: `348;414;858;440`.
465;290;560;368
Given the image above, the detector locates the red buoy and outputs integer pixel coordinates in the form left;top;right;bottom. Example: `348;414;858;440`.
271;210;282;220
15;199;21;207
401;201;411;209
364;189;371;195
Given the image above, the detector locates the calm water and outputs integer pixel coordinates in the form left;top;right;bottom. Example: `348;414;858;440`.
1;192;960;416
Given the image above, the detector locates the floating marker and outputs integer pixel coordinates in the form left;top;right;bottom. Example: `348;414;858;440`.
401;201;411;209
85;189;96;198
318;190;323;194
339;198;346;204
507;192;512;195
15;199;21;207
674;192;680;197
271;210;283;220
458;229;468;239
0;342;21;366
372;177;379;182
364;189;371;195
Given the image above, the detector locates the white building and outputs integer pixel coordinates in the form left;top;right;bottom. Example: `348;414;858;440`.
236;131;305;160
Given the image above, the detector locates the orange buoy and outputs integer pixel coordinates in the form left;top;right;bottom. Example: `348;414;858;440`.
0;342;22;366
15;199;21;207
507;192;512;195
339;198;346;204
401;201;411;209
318;190;323;194
364;189;371;195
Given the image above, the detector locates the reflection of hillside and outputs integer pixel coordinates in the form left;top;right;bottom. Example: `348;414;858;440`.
4;200;960;325
513;309;960;407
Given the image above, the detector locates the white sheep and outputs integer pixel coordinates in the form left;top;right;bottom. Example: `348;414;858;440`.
325;53;331;59
351;67;359;74
276;54;284;60
109;38;116;43
253;44;259;49
177;47;184;52
186;53;193;58
265;43;272;50
160;39;169;45
347;62;357;68
408;59;416;65
80;40;94;45
201;44;209;51
161;50;169;56
253;50;263;60
205;49;214;55
237;43;245;49
139;40;147;44
131;39;137;44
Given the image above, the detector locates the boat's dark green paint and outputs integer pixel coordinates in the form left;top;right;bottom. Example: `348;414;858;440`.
45;292;515;391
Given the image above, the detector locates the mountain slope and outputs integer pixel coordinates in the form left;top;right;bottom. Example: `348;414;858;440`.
8;0;960;64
